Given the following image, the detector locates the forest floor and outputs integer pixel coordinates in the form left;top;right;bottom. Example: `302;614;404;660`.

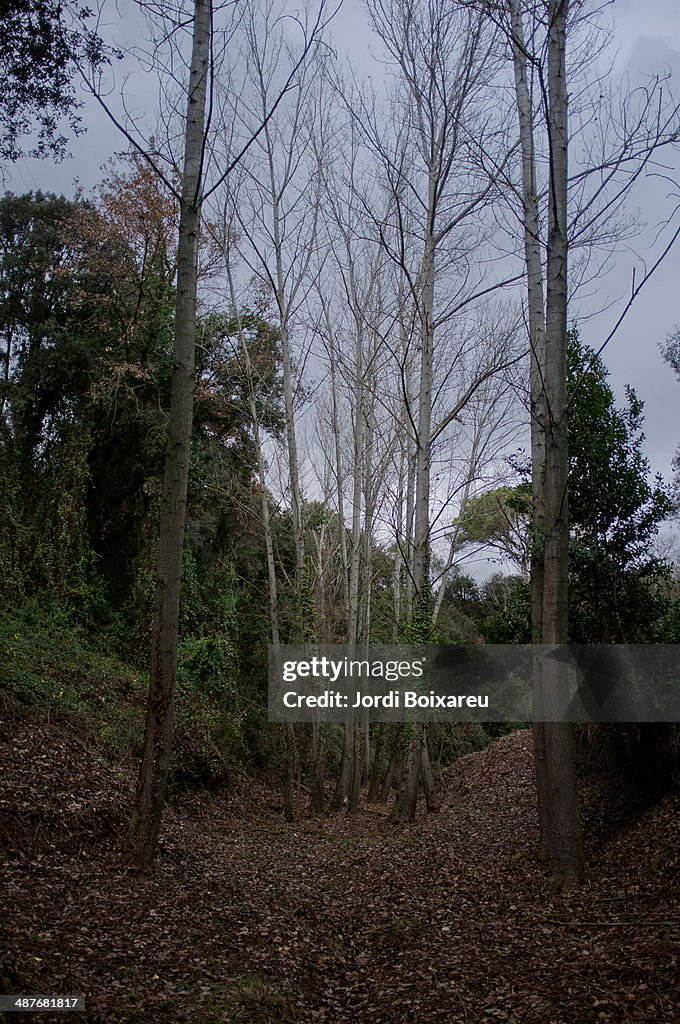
1;697;680;1024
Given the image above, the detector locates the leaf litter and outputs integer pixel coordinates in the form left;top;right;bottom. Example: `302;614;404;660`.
1;711;678;1024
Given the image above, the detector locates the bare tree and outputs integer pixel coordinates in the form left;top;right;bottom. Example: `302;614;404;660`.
125;0;212;866
494;0;680;882
346;0;523;820
226;0;332;597
77;0;333;864
431;320;524;624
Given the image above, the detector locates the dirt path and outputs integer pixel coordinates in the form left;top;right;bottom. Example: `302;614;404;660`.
2;720;679;1023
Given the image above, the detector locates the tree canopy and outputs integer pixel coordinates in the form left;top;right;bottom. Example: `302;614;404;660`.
469;331;674;644
0;0;115;162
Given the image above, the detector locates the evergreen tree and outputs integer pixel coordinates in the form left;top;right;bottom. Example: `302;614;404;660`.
0;0;115;162
468;332;673;643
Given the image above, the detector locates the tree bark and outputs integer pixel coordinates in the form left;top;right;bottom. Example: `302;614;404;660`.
380;747;401;804
392;720;423;822
541;0;583;885
333;714;353;810
309;717;325;813
411;230;436;610
420;732;441;813
367;722;386;802
508;0;551;862
392;188;435;824
509;0;583;884
125;0;211;868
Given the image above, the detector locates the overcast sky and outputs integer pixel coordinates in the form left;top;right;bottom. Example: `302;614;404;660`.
4;0;680;490
581;0;680;481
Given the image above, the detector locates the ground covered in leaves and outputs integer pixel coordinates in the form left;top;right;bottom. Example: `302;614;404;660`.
2;701;679;1024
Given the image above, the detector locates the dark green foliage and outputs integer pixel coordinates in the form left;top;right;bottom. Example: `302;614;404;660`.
431;722;491;762
660;327;680;498
0;1;116;161
0;184;290;787
568;333;671;568
295;556;319;642
480;575;532;644
0;189;163;606
0;601;147;751
455;484;532;573
0;192;105;452
566;331;673;642
0;600;261;787
455;332;673;644
365;545;399;641
403;551;441;643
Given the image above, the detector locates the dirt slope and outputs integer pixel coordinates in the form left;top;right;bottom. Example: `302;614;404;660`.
1;708;679;1024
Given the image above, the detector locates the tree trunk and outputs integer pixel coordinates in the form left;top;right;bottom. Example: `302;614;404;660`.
508;0;551;863
392;449;405;639
282;722;297;822
309;717;326;813
392;721;423;822
367;723;386;802
411;231;435;611
509;0;582;884
267;153;306;586
333;712;353;810
541;0;583;884
349;720;364;812
125;0;211;869
336;306;365;810
420;733;441;813
380;747;401;804
326;320;350;615
393;208;435;823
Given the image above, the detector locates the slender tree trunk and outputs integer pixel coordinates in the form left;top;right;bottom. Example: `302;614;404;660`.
411;230;435;609
509;0;551;861
509;0;582;883
403;443;417;619
308;527;326;813
262;120;305;586
420;732;441;813
392;721;423;822
125;0;211;868
380;747;401;803
278;318;304;584
541;0;583;884
336;312;364;809
309;716;325;813
401;309;416;622
355;387;377;800
333;717;353;810
367;722;386;802
393;216;435;823
326;322;350;614
360;357;376;645
224;254;299;821
348;327;364;646
392;449;405;639
349;720;364;812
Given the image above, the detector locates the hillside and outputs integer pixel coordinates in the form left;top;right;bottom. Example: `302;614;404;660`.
2;672;679;1024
